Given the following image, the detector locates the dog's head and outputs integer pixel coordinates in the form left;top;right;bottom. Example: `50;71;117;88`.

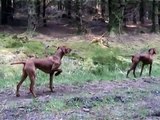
148;48;156;55
57;46;72;54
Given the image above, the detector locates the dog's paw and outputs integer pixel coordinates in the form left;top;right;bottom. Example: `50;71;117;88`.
55;71;62;76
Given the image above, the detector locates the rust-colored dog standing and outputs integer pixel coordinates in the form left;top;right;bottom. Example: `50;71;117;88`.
126;48;156;78
11;46;71;97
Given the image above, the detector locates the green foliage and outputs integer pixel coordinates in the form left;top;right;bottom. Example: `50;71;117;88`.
0;33;23;48
4;39;23;48
0;33;45;57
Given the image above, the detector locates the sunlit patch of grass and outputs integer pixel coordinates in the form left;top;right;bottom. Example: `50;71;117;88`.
24;41;44;56
0;65;20;89
0;33;45;57
44;99;66;112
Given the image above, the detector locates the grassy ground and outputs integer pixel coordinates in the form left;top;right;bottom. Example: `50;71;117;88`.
1;33;160;120
0;33;160;89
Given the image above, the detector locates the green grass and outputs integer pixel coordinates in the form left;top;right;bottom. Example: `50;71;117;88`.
1;32;160;120
0;33;160;89
44;99;67;112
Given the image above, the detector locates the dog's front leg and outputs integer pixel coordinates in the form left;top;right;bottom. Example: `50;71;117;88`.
140;63;145;77
49;73;54;92
149;63;152;76
51;63;62;75
55;69;62;76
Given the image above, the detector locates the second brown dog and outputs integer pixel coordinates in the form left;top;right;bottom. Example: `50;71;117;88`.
126;48;156;78
11;46;72;97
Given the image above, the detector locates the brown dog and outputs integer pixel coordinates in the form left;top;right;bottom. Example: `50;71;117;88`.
126;48;156;78
11;46;71;97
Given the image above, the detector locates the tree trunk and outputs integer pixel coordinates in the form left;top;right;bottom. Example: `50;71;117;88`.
36;0;41;18
158;1;160;25
1;0;13;25
101;0;105;18
123;5;127;27
139;0;145;24
152;0;159;33
58;0;63;10
28;0;37;31
65;0;72;18
133;12;137;24
43;0;47;26
6;0;13;24
108;0;124;33
13;0;15;8
75;0;83;33
1;0;7;24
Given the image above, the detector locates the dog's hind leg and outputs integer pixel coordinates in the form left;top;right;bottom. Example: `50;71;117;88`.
133;63;138;78
127;63;135;78
126;62;138;78
126;69;131;78
16;70;28;97
28;71;36;97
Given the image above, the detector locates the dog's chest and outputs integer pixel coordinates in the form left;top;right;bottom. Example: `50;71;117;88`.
140;56;153;64
35;60;61;73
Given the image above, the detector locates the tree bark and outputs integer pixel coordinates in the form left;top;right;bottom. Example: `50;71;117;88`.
1;0;7;24
108;0;124;33
139;0;145;24
152;0;159;33
1;0;13;25
43;0;47;26
75;0;83;33
36;0;41;18
58;0;63;10
101;0;105;18
28;0;37;31
65;0;72;18
133;12;137;24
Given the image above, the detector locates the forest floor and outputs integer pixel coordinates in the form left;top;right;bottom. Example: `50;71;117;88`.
0;77;160;120
0;19;160;120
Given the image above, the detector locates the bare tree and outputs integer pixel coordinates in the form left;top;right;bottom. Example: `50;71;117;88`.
43;0;47;26
152;0;159;33
28;0;37;31
139;0;145;24
101;0;106;18
108;0;125;33
1;0;13;25
36;0;40;18
58;0;63;10
65;0;72;18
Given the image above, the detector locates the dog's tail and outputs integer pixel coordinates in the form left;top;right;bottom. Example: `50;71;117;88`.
10;61;26;65
122;55;135;62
